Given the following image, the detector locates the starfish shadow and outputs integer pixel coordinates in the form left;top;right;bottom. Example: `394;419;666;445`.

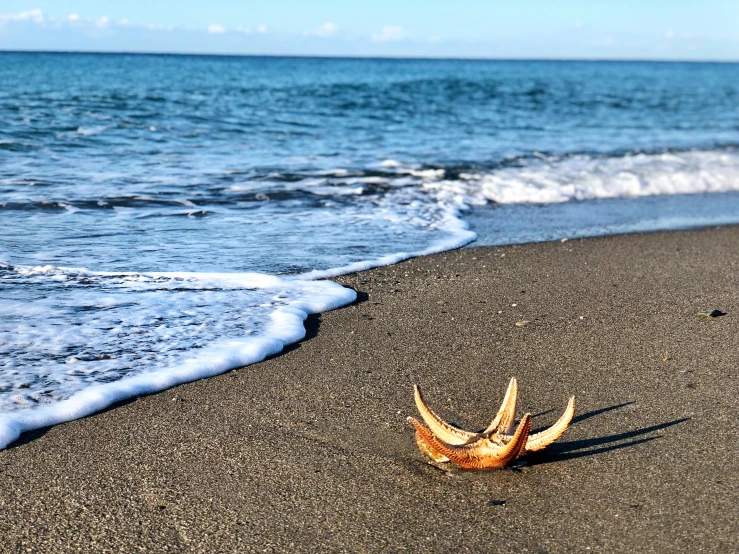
530;401;635;435
526;402;689;466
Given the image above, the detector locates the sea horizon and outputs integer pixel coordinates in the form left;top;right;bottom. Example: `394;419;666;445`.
2;49;738;64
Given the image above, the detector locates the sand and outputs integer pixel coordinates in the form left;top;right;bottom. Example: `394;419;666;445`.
1;226;738;553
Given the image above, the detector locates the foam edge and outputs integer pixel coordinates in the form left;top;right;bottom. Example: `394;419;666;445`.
0;280;356;450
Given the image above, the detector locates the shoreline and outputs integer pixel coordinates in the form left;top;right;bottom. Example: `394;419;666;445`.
464;190;739;249
2;226;738;552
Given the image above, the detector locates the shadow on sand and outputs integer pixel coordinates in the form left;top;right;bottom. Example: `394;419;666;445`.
526;402;689;466
279;288;369;357
6;395;141;450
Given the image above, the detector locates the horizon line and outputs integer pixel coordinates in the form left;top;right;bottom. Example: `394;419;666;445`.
1;48;738;64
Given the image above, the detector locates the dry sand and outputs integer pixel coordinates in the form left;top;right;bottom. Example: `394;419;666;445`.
1;226;738;553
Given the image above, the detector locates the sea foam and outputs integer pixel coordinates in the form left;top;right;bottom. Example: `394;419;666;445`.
445;150;739;205
0;207;475;449
0;270;356;449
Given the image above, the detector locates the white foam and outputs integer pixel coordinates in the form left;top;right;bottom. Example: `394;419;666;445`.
0;173;479;449
0;273;355;449
451;150;739;205
76;126;106;136
297;209;475;280
379;159;400;167
56;202;81;213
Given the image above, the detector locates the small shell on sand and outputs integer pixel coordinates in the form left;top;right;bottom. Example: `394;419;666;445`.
697;309;725;318
515;320;532;327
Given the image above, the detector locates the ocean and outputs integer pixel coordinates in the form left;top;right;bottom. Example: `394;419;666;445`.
1;52;738;448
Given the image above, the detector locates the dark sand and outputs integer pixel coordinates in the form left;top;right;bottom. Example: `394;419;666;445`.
1;227;738;553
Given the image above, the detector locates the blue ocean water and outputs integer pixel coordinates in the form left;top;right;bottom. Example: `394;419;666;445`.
1;53;739;447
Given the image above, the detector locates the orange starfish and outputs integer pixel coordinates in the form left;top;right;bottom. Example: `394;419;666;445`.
407;378;575;470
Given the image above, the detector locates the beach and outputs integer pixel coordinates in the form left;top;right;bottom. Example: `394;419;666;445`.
1;225;738;552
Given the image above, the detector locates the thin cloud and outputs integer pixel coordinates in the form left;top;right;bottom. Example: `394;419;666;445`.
0;10;178;34
208;24;227;34
0;8;45;24
0;10;249;38
257;25;267;34
372;26;408;42
308;22;337;37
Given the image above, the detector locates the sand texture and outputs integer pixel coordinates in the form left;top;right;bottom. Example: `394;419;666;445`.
1;227;738;553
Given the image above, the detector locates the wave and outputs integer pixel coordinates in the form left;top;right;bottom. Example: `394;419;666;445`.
0;267;357;448
443;149;739;205
0;206;475;448
3;147;738;212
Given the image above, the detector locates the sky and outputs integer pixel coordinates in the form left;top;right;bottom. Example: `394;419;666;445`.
0;1;738;60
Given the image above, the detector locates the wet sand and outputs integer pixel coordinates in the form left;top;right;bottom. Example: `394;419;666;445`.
1;226;738;553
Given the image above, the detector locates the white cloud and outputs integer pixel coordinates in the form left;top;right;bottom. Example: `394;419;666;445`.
372;26;408;42
0;8;45;24
310;22;337;37
208;23;226;34
0;10;183;35
257;25;267;34
236;26;251;34
665;30;675;39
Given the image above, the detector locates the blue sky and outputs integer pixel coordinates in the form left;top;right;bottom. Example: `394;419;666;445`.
1;1;737;60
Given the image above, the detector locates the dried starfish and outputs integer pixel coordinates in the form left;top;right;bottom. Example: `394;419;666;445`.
407;378;575;469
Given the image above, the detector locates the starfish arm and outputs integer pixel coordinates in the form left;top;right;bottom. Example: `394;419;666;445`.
413;385;476;445
524;396;576;452
482;377;518;435
407;414;532;470
509;414;533;461
414;431;451;463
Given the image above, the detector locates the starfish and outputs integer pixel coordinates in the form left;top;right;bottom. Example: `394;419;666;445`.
407;378;575;470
